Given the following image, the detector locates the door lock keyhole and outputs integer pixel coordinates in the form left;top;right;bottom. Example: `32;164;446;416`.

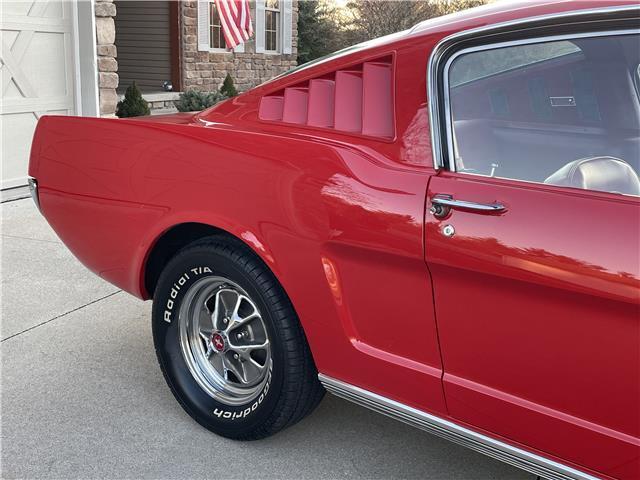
442;224;455;237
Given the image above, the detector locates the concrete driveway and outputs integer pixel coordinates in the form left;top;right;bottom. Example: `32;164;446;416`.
1;197;534;479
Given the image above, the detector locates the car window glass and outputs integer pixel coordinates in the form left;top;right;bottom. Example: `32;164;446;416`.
447;33;640;197
450;41;580;87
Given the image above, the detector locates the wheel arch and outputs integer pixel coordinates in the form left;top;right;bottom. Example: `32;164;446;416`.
140;220;280;301
143;222;224;298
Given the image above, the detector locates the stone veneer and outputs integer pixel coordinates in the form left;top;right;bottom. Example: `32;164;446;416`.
95;0;118;116
95;1;297;115
181;1;298;93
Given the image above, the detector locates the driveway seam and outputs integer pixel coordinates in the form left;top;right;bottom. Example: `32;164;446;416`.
1;290;122;342
2;234;61;244
0;193;30;204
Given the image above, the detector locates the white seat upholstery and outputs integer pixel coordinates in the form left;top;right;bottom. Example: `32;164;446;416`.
544;156;640;196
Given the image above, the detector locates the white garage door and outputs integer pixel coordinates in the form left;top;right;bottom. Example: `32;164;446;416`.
1;0;77;190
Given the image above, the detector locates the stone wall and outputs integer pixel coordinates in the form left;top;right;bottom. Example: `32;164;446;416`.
145;92;180;115
97;0;296;115
181;1;298;93
95;0;118;116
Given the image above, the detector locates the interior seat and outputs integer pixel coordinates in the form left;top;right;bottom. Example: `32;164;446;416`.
544;156;640;196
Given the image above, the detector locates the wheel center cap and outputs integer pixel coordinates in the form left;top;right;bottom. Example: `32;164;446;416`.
211;333;226;352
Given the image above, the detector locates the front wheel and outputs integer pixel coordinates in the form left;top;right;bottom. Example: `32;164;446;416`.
152;236;324;440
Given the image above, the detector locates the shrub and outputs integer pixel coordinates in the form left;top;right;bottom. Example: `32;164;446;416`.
116;82;150;118
174;90;228;112
220;73;238;97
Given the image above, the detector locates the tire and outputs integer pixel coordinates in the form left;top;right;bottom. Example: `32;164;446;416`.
152;235;324;440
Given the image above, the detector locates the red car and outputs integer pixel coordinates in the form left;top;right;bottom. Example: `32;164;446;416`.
28;1;639;479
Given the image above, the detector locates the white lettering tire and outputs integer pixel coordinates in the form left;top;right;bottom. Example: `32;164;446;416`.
152;236;324;439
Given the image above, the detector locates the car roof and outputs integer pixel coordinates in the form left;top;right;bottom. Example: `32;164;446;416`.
268;1;637;83
409;0;638;37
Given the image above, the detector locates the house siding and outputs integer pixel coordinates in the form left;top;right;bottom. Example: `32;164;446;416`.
116;1;173;92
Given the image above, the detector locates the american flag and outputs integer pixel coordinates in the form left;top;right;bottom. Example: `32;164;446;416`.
215;0;253;49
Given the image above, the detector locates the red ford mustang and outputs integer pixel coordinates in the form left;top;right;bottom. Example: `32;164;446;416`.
28;1;639;478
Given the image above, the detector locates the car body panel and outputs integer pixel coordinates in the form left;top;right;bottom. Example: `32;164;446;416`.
425;173;640;479
28;1;640;479
30;113;447;416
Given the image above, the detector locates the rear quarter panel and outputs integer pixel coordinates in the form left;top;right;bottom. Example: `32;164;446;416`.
29;98;446;413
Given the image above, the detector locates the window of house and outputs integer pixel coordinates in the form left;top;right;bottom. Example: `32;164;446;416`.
445;33;640;196
199;0;291;55
209;3;226;50
264;0;280;52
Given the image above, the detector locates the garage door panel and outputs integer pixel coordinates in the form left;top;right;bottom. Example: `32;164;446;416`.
23;32;70;97
2;108;71;189
3;2;34;17
2;112;38;188
2;1;63;19
4;81;20;98
1;96;73;113
2;29;19;47
42;0;65;18
1;0;76;190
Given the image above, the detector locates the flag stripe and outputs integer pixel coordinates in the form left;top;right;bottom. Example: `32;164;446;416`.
240;0;252;41
215;0;253;50
229;0;238;16
218;0;242;47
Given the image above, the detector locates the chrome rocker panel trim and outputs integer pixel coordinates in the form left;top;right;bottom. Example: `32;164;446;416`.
318;374;599;480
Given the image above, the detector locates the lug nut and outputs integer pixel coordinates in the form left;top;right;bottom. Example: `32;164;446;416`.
233;353;240;360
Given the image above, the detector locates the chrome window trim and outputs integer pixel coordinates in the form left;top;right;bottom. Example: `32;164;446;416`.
319;374;599;480
427;4;640;171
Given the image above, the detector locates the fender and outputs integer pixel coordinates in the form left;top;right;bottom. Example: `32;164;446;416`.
135;210;281;299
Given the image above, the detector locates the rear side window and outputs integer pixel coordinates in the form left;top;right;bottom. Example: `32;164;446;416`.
446;32;640;196
450;41;581;87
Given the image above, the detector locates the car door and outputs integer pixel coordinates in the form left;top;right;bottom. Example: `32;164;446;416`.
426;30;640;479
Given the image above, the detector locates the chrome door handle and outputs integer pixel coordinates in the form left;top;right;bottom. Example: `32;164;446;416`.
430;194;506;217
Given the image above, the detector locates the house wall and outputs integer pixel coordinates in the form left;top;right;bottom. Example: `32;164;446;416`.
95;0;298;116
95;0;119;116
180;1;298;93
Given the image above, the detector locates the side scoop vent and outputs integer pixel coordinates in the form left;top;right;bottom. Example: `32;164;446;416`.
258;56;394;139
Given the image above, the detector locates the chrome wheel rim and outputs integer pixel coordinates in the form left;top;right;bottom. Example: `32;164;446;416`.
178;276;272;405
